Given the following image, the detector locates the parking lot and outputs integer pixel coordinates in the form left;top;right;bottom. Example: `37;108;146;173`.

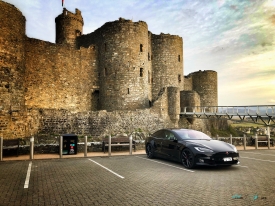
1;150;275;206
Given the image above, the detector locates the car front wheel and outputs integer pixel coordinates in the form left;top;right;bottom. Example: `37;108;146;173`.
146;144;154;159
181;148;196;169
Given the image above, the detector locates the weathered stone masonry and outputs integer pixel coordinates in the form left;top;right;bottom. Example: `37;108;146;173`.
0;1;218;139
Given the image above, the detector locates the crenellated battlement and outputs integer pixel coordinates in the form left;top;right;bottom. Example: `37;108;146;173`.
55;8;84;25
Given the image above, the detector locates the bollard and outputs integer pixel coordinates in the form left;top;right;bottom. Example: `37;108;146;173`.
267;126;270;149
30;136;34;160
129;135;133;155
255;134;258;149
108;135;111;156
216;135;219;140
59;136;63;158
243;134;246;150
230;134;232;145
0;137;3;161
84;136;87;157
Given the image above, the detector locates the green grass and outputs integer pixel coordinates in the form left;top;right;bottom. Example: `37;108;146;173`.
231;122;263;128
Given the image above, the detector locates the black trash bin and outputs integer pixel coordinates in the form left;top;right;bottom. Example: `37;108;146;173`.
62;134;78;155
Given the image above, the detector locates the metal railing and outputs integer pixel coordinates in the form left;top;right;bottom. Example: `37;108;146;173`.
180;105;275;125
215;134;273;150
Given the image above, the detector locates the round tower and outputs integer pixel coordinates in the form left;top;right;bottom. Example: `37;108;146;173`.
55;8;83;47
0;1;26;114
94;18;151;111
191;70;218;107
151;33;183;101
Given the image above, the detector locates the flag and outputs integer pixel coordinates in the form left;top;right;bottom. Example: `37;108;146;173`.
62;0;64;7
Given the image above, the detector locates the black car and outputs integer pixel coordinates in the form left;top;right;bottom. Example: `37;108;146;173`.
145;129;239;169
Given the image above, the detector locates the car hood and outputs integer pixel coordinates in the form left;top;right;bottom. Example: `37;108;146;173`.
183;139;237;152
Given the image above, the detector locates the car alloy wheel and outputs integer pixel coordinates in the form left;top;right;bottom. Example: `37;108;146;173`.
181;148;195;169
146;144;154;159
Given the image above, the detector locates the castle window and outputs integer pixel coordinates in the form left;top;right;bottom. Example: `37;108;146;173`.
127;88;130;94
140;44;143;52
178;74;181;82
140;68;143;77
76;30;81;37
104;68;107;76
151;54;153;60
148;53;150;61
178;55;181;62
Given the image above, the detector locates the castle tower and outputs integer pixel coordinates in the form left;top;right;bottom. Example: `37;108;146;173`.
151;33;183;101
0;1;26;115
190;70;218;107
55;8;84;47
94;18;151;111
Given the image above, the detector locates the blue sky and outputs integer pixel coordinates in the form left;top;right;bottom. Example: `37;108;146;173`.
3;0;275;106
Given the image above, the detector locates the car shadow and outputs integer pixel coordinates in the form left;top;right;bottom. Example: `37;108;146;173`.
148;156;240;172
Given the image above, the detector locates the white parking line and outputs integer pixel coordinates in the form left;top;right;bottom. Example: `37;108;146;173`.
24;162;32;189
88;159;124;179
235;165;249;168
136;156;195;172
241;152;275;157
241;157;275;163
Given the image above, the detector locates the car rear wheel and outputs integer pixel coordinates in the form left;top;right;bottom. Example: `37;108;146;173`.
146;144;154;159
181;148;195;169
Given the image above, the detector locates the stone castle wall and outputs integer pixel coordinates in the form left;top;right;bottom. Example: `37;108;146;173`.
55;8;84;46
0;1;26;114
184;75;192;90
151;33;184;101
24;38;97;112
90;18;151;111
0;1;219;139
184;70;218;107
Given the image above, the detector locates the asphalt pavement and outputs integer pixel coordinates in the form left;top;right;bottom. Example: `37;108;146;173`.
1;147;275;206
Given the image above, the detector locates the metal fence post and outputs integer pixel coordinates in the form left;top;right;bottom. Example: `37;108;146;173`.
59;136;63;158
230;134;232;145
0;137;3;161
243;134;246;150
255;134;258;150
84;136;87;157
129;135;133;155
108;135;111;156
30;136;34;160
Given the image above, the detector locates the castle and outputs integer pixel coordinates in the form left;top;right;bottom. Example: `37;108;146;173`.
0;1;217;139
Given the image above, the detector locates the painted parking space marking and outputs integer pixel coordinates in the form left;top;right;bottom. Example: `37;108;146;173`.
235;165;248;168
24;162;32;189
241;157;275;163
88;159;124;179
136;156;194;172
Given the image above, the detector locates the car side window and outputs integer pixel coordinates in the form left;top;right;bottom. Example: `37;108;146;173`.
164;131;176;140
153;130;165;139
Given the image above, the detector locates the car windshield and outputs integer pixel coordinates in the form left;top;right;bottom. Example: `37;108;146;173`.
175;130;212;140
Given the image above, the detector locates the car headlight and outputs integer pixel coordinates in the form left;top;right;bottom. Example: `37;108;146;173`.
194;147;214;153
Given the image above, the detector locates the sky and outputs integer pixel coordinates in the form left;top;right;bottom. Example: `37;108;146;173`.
2;0;275;106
